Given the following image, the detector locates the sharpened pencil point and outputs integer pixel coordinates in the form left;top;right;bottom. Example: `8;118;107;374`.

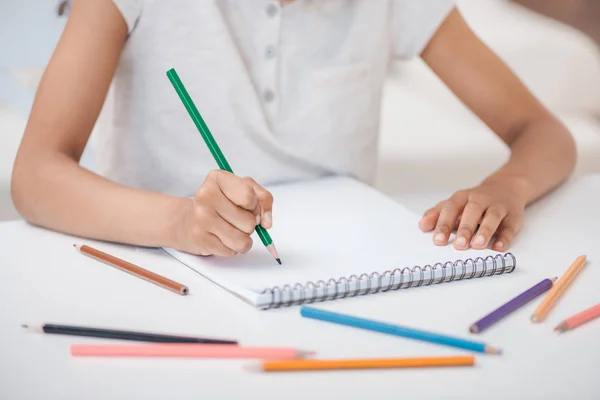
554;321;568;332
266;243;280;263
485;345;502;355
296;350;316;359
242;363;264;373
21;324;43;332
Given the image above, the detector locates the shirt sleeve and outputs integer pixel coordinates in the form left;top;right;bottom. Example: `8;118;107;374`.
111;0;143;34
390;0;457;59
62;0;142;34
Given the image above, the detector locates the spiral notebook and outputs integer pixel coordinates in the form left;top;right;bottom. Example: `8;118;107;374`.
164;177;516;309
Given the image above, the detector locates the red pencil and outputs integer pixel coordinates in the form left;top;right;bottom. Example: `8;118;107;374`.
554;303;600;332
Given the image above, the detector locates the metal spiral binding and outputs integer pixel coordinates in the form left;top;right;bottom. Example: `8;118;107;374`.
259;252;515;310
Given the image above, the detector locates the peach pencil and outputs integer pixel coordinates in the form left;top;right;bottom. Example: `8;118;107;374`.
71;344;313;359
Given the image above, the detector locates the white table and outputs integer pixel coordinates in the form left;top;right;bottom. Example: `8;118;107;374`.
1;175;599;399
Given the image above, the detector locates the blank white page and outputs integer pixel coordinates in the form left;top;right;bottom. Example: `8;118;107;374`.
165;177;504;305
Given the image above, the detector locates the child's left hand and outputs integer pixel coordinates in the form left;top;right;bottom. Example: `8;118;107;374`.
418;178;529;251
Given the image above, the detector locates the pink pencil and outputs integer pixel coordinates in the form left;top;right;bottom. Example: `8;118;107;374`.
71;344;313;359
554;303;600;332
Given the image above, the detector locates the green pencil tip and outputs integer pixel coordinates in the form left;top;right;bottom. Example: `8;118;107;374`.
276;258;282;265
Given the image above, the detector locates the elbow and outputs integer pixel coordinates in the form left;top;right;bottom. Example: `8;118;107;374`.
11;161;29;220
558;119;578;179
11;156;39;223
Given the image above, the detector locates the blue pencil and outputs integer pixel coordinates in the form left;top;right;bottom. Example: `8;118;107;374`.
300;306;501;355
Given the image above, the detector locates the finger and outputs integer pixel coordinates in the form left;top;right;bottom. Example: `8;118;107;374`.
454;200;487;250
201;233;237;257
433;194;468;245
454;215;462;231
471;205;507;249
419;204;442;232
492;214;521;251
210;217;254;254
212;189;257;235
244;177;274;229
209;170;259;212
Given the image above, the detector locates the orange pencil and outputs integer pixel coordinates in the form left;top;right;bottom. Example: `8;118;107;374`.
531;255;587;323
258;356;475;372
554;303;600;332
71;344;312;359
75;244;189;295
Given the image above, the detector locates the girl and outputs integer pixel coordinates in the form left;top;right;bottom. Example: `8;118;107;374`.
11;0;575;258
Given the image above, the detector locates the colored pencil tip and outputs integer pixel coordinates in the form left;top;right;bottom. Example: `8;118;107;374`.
469;325;479;334
20;324;28;328
554;322;567;332
296;350;316;358
485;345;502;355
266;244;280;263
242;363;263;373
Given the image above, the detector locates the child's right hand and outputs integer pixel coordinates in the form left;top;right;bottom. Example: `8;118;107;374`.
173;170;274;257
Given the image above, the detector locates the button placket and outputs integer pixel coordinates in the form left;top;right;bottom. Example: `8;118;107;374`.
265;2;278;17
265;45;276;60
262;2;281;116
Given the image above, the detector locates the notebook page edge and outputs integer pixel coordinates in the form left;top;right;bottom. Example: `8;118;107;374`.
161;248;260;307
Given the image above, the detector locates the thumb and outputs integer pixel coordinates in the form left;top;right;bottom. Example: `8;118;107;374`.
243;177;274;229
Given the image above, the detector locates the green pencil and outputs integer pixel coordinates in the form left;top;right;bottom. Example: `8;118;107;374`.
166;68;281;265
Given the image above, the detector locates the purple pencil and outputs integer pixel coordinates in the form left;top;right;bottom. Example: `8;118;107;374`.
469;277;557;333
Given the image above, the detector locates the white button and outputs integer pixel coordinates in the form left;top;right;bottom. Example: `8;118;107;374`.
264;89;275;102
265;3;278;17
265;45;276;59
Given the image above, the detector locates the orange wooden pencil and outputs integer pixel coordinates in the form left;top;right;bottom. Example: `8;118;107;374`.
531;255;587;323
75;244;189;295
258;356;475;372
554;303;600;332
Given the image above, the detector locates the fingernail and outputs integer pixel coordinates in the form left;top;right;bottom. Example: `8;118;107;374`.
455;236;466;247
495;240;504;249
263;211;272;226
434;233;445;243
473;235;485;246
255;214;260;225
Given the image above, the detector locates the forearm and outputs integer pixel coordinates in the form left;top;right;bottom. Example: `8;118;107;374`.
483;117;576;205
11;154;189;248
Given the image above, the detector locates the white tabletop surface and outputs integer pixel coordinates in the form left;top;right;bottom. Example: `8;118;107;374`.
1;175;599;400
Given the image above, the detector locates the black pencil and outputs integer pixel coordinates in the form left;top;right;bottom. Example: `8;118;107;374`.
21;323;237;344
